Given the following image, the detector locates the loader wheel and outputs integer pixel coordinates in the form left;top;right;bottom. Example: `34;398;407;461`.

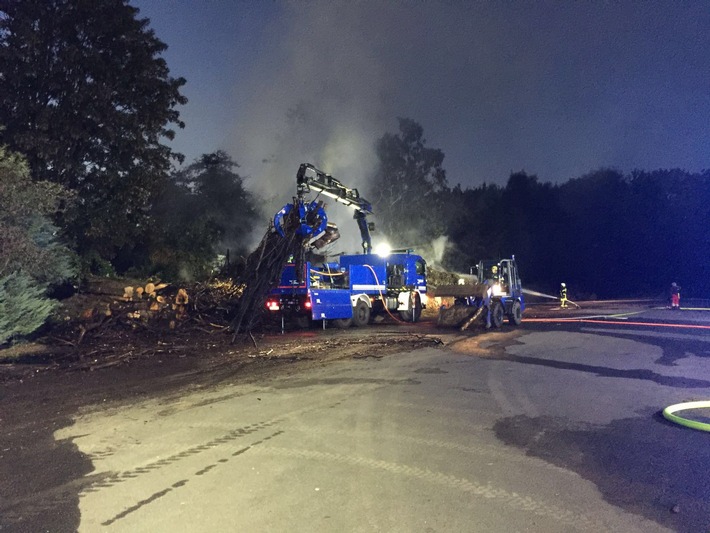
508;300;522;326
399;293;422;322
491;301;504;328
352;300;371;327
333;318;352;329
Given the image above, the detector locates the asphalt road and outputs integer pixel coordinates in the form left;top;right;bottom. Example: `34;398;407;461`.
4;306;710;532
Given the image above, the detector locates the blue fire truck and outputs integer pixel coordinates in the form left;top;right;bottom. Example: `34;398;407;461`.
266;164;427;328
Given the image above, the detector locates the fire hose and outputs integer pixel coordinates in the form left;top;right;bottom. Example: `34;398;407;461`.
662;401;710;432
523;288;581;308
364;264;414;324
520;285;710;430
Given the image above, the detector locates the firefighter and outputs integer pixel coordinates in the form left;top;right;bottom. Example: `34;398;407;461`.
560;283;568;308
670;282;681;310
483;281;493;329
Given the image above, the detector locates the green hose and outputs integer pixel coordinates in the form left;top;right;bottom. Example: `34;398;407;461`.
662;401;710;432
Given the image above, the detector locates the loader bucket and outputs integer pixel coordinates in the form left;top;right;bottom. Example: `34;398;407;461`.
432;284;487;299
437;304;482;328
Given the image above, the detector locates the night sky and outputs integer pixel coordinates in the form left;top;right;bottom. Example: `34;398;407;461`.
134;0;710;197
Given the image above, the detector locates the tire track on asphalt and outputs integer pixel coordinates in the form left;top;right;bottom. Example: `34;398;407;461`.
290;427;577;476
83;421;283;493
379;399;498;419
488;364;541;418
1;426;286;528
251;446;606;531
81;386;374;494
99;429;290;527
79;385;388;527
99;433;276;527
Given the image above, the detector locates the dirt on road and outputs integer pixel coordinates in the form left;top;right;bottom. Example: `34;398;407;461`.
1;314;453;532
0;296;672;532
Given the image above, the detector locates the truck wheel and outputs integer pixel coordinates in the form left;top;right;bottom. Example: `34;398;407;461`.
352;300;371;327
508;300;522;325
491;301;504;328
332;318;352;329
399;293;422;322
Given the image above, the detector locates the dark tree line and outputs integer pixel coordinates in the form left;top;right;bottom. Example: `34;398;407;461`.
478;167;710;299
370;119;710;299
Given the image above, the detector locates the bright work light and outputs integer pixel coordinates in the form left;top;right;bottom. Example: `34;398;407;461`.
374;243;391;257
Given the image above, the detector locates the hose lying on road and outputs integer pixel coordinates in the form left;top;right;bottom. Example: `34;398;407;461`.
662;401;710;432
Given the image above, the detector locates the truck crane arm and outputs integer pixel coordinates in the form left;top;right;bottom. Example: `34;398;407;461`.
296;163;374;253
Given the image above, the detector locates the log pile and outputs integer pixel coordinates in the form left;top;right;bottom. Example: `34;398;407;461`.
43;200;312;365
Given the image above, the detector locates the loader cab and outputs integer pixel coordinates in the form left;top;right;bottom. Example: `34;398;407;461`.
498;258;522;297
474;258;522;298
475;260;500;284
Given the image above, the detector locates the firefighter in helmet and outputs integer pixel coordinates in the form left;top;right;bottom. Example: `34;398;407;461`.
560;283;568;308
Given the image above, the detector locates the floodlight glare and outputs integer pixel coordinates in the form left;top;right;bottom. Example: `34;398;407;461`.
374;243;391;257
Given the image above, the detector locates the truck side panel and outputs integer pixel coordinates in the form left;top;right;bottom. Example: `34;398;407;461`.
349;264;386;292
310;289;353;320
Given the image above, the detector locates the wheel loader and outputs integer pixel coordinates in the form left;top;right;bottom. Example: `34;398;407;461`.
436;257;524;331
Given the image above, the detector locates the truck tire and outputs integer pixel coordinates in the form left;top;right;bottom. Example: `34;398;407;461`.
507;300;522;325
332;318;353;329
399;293;422;322
491;301;504;328
352;300;370;327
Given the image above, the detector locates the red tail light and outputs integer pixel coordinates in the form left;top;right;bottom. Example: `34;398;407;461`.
304;298;312;309
266;299;280;311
